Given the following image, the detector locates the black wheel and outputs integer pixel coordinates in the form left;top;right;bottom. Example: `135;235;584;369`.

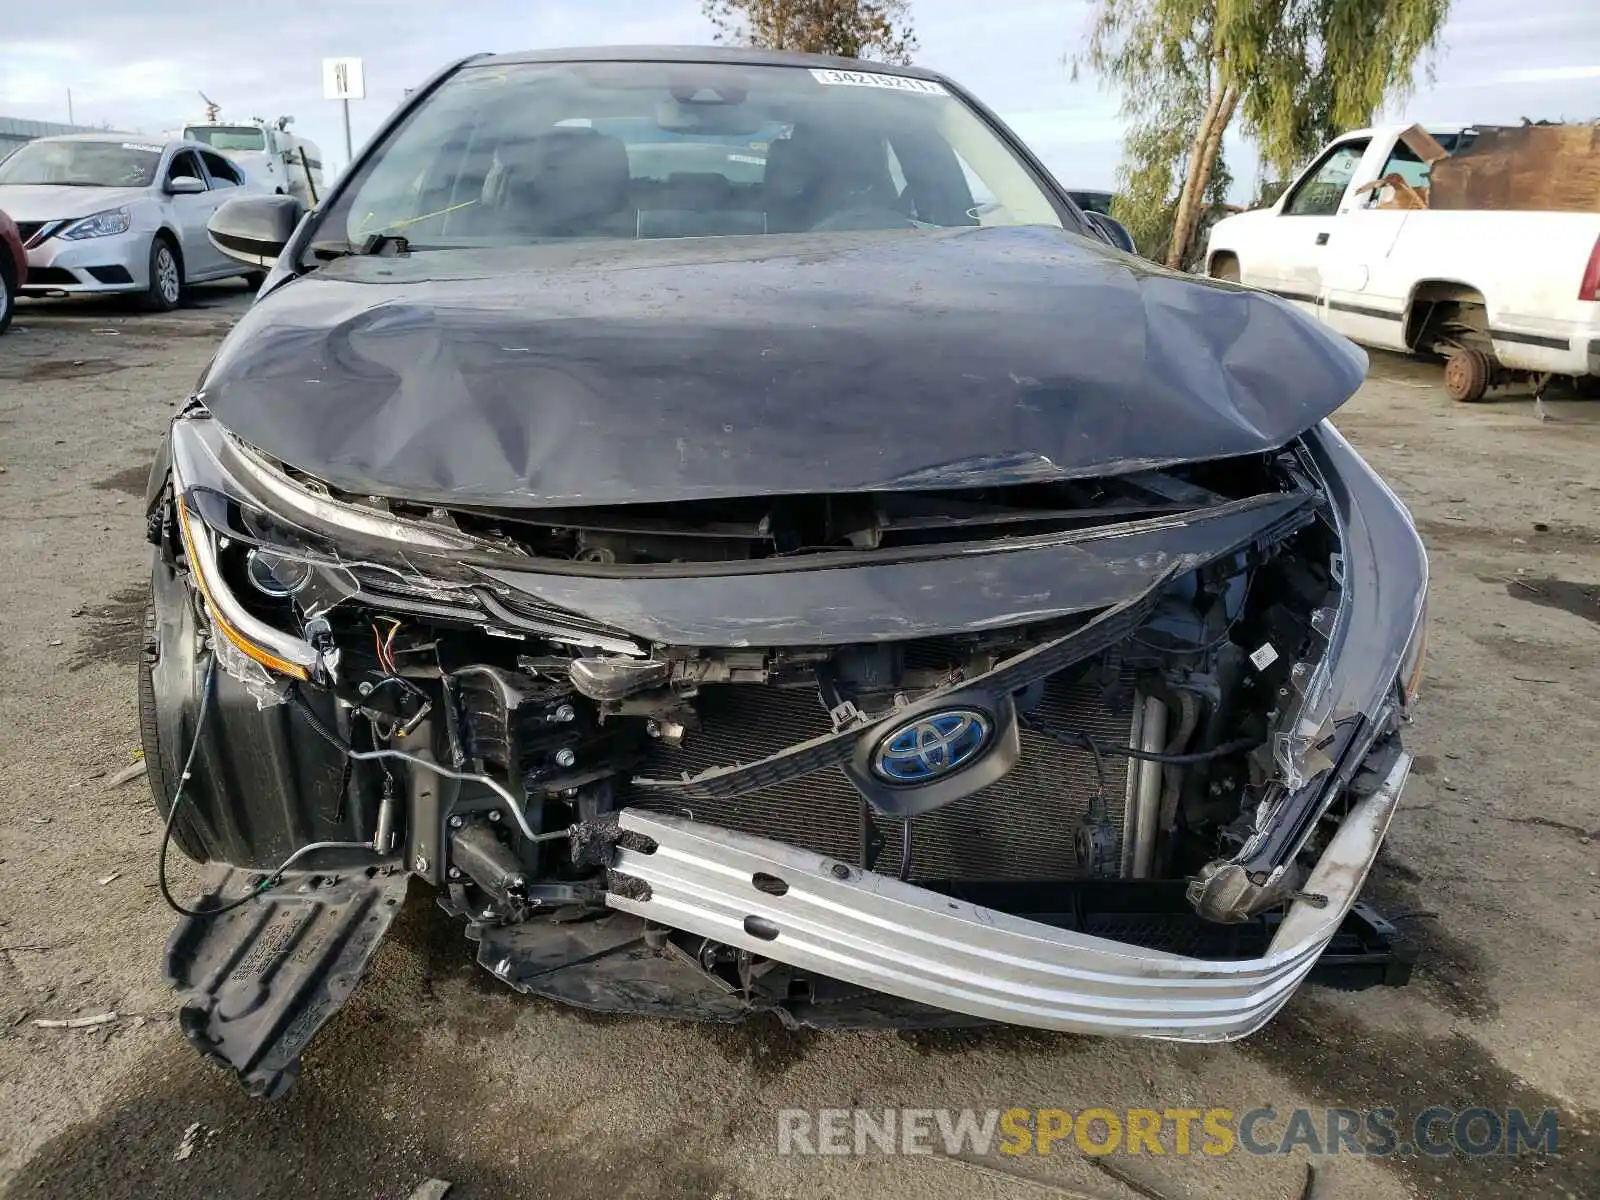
139;594;207;862
0;259;15;334
1444;347;1491;403
142;235;183;312
1573;375;1600;399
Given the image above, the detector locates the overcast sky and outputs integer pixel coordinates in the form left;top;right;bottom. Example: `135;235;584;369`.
2;0;1597;198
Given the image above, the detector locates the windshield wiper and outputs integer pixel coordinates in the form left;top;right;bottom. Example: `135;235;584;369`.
357;232;410;257
308;232;411;262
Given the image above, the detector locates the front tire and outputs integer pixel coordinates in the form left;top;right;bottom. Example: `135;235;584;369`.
0;259;15;334
142;235;183;312
1444;347;1491;403
139;591;207;862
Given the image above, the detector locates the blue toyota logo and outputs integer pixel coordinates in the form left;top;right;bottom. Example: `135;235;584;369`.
871;708;993;784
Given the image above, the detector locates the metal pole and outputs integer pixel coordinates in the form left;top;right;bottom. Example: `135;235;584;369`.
341;98;352;163
67;89;74;125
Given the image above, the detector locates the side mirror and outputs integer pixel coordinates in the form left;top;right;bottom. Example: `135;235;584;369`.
167;175;207;195
208;193;306;268
1083;210;1138;256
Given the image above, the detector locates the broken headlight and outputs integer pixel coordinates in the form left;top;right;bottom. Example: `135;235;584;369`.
1272;424;1427;795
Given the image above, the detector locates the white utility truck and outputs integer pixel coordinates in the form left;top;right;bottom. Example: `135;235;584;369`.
1205;123;1600;401
180;118;324;209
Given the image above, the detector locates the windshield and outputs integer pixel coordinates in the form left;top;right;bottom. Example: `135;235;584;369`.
0;139;161;188
328;60;1068;247
184;125;267;152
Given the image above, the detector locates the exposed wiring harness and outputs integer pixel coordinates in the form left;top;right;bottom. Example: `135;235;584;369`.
158;649;572;919
373;617;401;674
286;685;567;843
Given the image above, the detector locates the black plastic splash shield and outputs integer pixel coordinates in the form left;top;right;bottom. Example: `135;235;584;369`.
165;865;409;1098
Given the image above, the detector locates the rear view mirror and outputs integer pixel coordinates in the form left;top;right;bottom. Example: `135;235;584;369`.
655;100;764;137
208;194;306;268
167;176;207;195
1083;210;1137;255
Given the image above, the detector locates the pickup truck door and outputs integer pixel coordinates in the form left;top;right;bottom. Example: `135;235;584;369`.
1251;137;1371;320
1317;137;1432;351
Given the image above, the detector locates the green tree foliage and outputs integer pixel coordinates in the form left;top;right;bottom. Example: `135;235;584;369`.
704;0;918;64
1082;0;1450;269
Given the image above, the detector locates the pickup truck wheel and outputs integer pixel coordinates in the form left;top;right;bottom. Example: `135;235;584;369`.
1444;347;1491;403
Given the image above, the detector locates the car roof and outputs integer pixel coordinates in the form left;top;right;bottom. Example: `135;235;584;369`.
26;133;207;151
479;44;950;82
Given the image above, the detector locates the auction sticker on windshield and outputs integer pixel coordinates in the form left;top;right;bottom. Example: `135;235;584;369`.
121;143;164;153
809;69;948;95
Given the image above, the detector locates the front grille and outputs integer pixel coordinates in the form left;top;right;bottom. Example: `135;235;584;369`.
620;673;1136;882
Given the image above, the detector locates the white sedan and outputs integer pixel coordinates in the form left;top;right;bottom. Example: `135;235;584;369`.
0;135;269;310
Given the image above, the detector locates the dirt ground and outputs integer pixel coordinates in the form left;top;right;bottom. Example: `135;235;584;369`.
0;286;1596;1200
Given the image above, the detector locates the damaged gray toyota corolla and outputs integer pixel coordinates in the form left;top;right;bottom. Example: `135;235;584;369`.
142;47;1426;1097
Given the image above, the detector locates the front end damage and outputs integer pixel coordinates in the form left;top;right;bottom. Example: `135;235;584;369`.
146;410;1425;1097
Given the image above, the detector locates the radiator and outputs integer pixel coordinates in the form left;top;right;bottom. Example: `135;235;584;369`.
620;673;1139;882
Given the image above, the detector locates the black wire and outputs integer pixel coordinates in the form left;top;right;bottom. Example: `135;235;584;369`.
1081;728;1107;808
1107;736;1260;764
158;658;271;918
1023;711;1258;764
288;684;353;752
160;665;391;918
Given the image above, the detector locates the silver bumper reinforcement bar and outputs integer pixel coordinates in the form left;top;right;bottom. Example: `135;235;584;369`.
606;752;1410;1041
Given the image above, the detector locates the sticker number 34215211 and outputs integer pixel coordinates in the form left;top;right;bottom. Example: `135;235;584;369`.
809;69;948;96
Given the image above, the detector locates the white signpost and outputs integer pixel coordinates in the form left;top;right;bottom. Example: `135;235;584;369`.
322;56;365;163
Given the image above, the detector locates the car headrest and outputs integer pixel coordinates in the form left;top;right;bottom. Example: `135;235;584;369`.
763;125;896;231
495;127;631;234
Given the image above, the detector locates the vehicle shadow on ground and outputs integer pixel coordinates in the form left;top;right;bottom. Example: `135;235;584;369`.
12;279;253;323
4;895;750;1200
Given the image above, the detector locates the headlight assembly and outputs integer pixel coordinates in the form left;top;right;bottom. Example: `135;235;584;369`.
172;493;328;682
1272;423;1428;792
1214;422;1427;892
59;207;132;240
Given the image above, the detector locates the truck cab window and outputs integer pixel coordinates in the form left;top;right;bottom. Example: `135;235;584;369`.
1283;140;1369;217
199;151;242;187
1375;142;1433;194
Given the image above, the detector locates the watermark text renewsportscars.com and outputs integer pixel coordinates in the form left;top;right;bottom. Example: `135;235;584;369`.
776;1106;1559;1159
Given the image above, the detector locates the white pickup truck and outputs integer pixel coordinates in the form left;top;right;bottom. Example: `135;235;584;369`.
1205;123;1600;401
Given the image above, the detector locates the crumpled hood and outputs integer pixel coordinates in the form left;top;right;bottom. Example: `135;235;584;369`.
0;184;149;222
200;226;1367;508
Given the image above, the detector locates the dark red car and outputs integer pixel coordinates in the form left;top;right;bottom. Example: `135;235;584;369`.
0;206;26;334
